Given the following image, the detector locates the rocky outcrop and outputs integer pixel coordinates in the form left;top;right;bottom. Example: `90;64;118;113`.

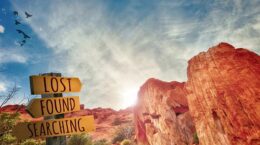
135;42;259;145
134;79;195;145
0;104;27;113
186;43;260;145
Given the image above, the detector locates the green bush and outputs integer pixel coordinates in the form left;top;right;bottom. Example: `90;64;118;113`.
20;139;38;145
0;113;21;144
23;139;45;145
120;139;131;145
68;133;93;145
93;139;109;145
193;132;199;144
112;126;134;144
0;133;17;144
38;140;46;145
0;112;20;132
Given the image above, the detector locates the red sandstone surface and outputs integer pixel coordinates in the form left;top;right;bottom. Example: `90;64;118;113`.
186;43;260;145
134;79;195;145
134;42;259;145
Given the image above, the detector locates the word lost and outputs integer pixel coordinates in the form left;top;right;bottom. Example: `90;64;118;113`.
30;76;82;94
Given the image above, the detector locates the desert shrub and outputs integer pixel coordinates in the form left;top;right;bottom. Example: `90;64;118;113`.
193;132;199;144
0;112;20;132
68;133;93;145
20;139;45;145
38;140;46;145
112;126;134;144
20;139;39;145
0;133;17;144
120;139;131;145
94;139;109;145
0;112;21;144
112;118;122;126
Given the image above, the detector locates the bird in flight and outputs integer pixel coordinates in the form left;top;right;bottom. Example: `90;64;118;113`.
16;29;31;39
16;29;24;34
25;11;32;18
15;20;21;25
19;41;25;46
13;11;33;46
19;42;24;46
23;33;30;39
13;11;18;16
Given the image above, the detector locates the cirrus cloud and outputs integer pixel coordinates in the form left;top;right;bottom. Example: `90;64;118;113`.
12;0;260;109
0;48;28;64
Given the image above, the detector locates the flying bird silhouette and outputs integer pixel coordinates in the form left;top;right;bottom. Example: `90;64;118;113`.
22;33;30;39
18;40;26;46
15;20;21;25
16;29;31;39
18;41;25;46
13;11;18;16
25;11;32;18
16;29;24;34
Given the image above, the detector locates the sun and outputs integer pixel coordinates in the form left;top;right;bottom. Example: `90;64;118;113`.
121;87;139;108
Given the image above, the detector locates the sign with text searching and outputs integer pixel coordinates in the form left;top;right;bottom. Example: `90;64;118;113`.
13;74;95;141
30;76;82;94
13;116;95;140
26;96;80;118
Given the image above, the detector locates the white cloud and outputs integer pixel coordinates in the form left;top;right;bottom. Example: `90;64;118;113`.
12;0;260;109
0;74;13;94
0;48;28;64
0;47;27;96
0;82;7;92
0;25;4;33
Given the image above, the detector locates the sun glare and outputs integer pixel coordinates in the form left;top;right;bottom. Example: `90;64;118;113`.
121;87;138;108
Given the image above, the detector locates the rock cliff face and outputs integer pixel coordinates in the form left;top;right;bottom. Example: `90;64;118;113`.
135;42;259;145
186;43;260;145
134;79;195;145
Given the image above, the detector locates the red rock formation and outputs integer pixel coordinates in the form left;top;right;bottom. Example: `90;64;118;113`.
0;104;27;113
186;43;260;145
134;78;195;145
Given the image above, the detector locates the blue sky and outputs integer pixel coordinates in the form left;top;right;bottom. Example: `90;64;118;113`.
0;0;259;110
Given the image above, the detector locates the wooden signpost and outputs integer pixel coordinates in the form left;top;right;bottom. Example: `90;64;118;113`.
13;73;95;145
26;96;81;118
30;76;82;95
12;116;95;140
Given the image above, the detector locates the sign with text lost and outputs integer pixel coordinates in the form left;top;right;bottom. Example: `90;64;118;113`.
13;116;95;140
26;96;80;118
30;76;82;94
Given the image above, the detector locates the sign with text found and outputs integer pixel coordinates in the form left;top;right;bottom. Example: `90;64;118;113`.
30;76;82;94
13;116;95;140
26;96;80;118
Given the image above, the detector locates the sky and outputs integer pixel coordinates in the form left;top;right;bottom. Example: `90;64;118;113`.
0;0;259;110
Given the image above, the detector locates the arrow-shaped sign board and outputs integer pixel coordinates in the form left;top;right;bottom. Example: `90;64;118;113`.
13;116;95;140
26;96;80;118
30;76;82;95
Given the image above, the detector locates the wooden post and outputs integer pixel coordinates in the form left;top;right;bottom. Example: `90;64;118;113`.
41;73;66;145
